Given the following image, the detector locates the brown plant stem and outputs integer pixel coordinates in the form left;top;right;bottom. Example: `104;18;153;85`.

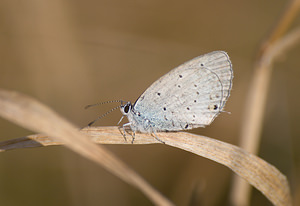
230;0;300;203
0;125;292;206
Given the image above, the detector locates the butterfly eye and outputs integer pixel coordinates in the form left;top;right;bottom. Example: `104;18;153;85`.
124;103;131;113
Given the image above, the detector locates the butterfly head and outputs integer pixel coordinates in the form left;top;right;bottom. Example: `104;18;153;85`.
120;101;132;116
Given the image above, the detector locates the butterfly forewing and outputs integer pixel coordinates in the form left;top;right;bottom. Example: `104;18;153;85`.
132;51;233;131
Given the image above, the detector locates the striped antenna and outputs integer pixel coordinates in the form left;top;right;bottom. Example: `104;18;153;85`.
87;105;122;127
85;100;126;127
85;100;124;109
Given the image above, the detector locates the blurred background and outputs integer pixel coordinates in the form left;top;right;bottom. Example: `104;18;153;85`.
0;0;299;205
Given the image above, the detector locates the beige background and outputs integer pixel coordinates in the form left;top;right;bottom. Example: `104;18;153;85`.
0;1;299;205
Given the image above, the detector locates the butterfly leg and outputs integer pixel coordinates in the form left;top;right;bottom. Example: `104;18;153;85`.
120;122;132;142
131;132;136;144
150;127;165;144
121;122;137;143
118;126;127;142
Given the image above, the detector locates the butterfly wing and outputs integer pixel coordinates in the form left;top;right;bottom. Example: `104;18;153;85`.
133;51;233;131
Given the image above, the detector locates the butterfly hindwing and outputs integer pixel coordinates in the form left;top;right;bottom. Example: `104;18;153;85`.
132;51;233;131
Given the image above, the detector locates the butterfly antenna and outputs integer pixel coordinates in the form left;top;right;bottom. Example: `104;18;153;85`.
85;100;124;109
221;110;231;114
87;105;122;126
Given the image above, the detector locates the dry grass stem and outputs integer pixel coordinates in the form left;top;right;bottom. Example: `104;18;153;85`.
0;89;174;206
260;0;300;55
230;0;300;203
0;121;292;204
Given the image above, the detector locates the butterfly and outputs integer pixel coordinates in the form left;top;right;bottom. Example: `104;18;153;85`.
87;51;233;143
